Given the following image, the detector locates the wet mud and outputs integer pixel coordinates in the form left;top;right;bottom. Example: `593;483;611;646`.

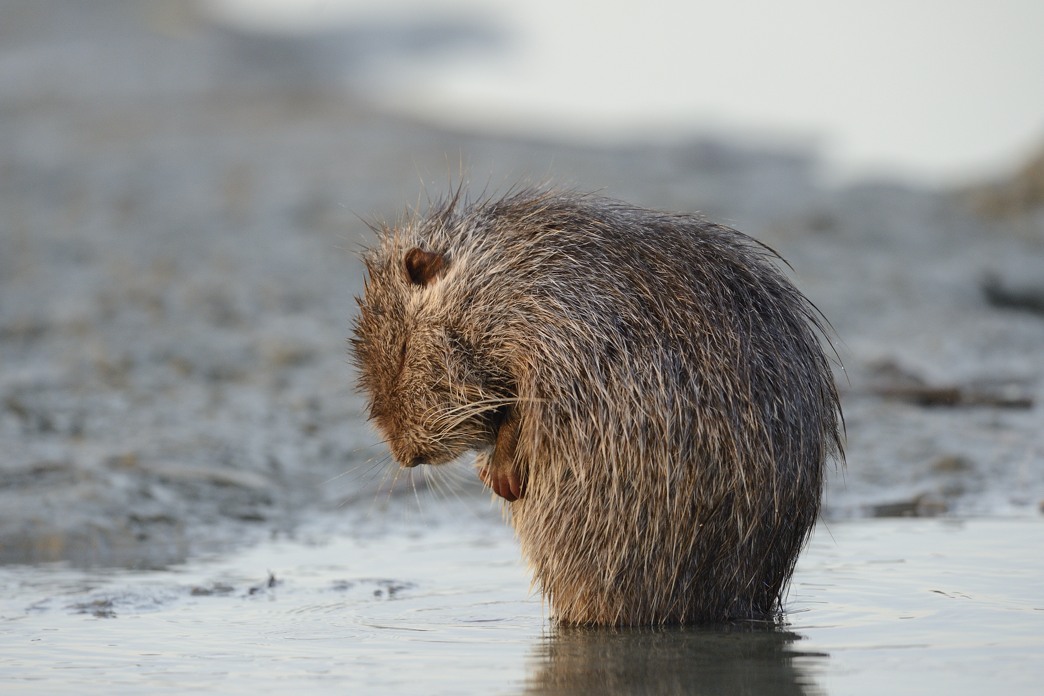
1;1;1042;573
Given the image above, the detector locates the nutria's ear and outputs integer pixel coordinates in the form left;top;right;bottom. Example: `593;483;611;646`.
403;247;448;286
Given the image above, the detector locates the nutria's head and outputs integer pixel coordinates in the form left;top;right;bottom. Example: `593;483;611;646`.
351;226;512;469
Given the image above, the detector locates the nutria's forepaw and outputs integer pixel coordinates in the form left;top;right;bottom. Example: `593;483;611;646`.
479;466;524;501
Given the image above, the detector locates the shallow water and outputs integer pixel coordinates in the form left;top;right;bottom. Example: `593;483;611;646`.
2;508;1041;695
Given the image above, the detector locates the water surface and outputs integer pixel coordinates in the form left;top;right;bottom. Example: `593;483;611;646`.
3;511;1041;695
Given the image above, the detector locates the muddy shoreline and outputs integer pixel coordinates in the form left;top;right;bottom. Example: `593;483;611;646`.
2;0;1042;568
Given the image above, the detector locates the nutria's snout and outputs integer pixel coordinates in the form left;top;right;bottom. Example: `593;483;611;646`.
395;443;460;468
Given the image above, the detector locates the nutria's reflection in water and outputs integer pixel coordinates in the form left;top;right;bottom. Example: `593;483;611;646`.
523;622;823;695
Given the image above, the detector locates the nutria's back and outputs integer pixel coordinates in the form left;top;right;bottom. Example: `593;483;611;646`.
352;188;844;625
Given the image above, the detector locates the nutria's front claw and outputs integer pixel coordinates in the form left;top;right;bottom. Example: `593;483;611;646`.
479;466;524;502
481;404;524;501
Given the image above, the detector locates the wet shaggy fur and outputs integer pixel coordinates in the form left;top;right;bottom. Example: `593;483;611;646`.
351;189;844;625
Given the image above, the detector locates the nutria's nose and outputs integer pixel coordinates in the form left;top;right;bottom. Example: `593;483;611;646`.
405;456;428;468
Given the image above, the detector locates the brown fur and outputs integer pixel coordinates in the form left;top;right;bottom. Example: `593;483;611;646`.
352;188;843;625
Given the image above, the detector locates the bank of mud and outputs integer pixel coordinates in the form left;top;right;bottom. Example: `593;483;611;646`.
1;0;1042;568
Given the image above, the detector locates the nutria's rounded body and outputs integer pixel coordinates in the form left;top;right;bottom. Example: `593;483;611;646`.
352;189;843;625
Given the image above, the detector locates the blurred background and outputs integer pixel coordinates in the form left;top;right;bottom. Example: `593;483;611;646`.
208;0;1044;185
1;0;1043;568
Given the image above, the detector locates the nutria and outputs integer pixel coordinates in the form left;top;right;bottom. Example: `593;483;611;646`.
351;188;843;625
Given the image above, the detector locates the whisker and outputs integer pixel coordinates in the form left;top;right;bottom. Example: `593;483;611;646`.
426;396;515;425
